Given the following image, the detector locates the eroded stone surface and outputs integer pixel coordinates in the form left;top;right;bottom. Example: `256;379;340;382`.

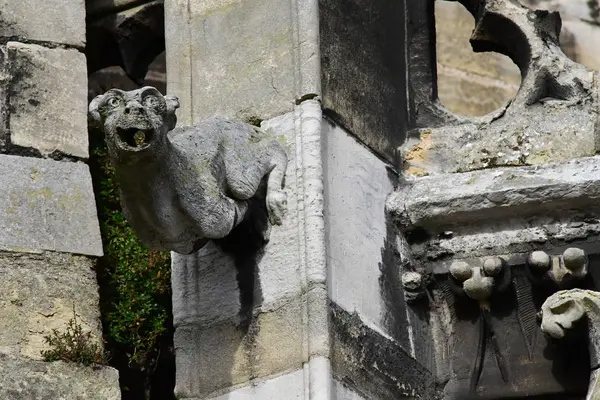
165;0;319;125
8;42;88;158
0;155;102;256
0;0;85;46
0;251;103;359
403;1;600;175
0;353;120;400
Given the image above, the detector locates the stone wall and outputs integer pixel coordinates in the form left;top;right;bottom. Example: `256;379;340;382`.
436;0;600;116
0;1;120;398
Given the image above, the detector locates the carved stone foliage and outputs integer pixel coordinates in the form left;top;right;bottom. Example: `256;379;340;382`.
89;86;288;255
388;0;600;398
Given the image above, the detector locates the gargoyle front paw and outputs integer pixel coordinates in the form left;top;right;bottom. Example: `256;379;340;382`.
267;190;287;225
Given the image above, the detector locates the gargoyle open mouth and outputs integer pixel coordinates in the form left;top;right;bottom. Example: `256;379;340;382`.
116;127;155;150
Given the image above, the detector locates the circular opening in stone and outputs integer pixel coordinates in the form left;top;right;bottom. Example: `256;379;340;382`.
435;0;521;116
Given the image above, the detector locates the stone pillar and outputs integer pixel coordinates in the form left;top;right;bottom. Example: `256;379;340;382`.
0;1;120;398
165;0;436;399
165;0;328;399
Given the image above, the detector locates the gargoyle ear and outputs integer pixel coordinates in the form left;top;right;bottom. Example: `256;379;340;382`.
88;93;106;126
164;95;180;131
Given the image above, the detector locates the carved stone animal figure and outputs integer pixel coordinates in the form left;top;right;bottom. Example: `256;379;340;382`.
89;86;288;255
540;289;600;400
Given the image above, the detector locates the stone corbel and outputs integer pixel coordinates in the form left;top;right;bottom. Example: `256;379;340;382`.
540;289;600;400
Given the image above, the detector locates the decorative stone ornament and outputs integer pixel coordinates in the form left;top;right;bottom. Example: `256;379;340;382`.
527;248;588;289
449;257;510;306
540;289;600;400
89;86;288;254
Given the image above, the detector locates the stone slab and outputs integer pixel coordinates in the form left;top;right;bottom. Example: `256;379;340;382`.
0;155;102;256
0;252;103;360
0;353;120;400
323;120;406;343
165;0;319;126
320;0;409;162
208;369;305;400
174;298;305;398
391;156;600;231
8;42;88;158
333;380;368;400
0;0;85;47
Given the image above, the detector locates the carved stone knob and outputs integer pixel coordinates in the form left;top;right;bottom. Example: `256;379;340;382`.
528;251;551;272
463;267;494;302
483;257;503;276
402;271;425;302
450;261;472;282
563;247;587;272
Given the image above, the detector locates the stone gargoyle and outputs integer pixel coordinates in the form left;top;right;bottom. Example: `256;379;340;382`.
89;86;288;255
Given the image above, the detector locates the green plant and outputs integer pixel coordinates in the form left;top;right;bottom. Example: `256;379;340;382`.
41;311;108;366
90;138;172;373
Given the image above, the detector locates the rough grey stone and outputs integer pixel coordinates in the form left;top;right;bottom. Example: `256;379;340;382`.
397;156;600;230
0;0;85;47
403;1;600;175
89;87;288;255
0;154;102;256
0;353;120;400
165;0;319;126
0;252;103;360
330;302;437;400
8;42;88;158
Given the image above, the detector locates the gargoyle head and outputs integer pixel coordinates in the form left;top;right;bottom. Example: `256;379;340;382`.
540;291;586;339
89;86;179;161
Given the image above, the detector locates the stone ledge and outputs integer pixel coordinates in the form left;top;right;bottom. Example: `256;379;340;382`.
0;353;120;400
389;156;600;232
0;155;102;256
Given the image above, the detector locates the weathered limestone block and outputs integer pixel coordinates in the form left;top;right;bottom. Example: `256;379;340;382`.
165;0;319;125
0;154;102;256
0;353;120;400
0;252;103;359
7;42;88;158
0;0;85;47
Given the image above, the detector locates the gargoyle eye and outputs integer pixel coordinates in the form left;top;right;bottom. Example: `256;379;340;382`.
107;97;122;108
144;95;159;108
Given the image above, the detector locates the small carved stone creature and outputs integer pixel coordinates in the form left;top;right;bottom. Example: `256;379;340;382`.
89;86;288;255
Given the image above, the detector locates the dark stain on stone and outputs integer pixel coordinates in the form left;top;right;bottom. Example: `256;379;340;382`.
27;98;40;107
331;301;439;400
